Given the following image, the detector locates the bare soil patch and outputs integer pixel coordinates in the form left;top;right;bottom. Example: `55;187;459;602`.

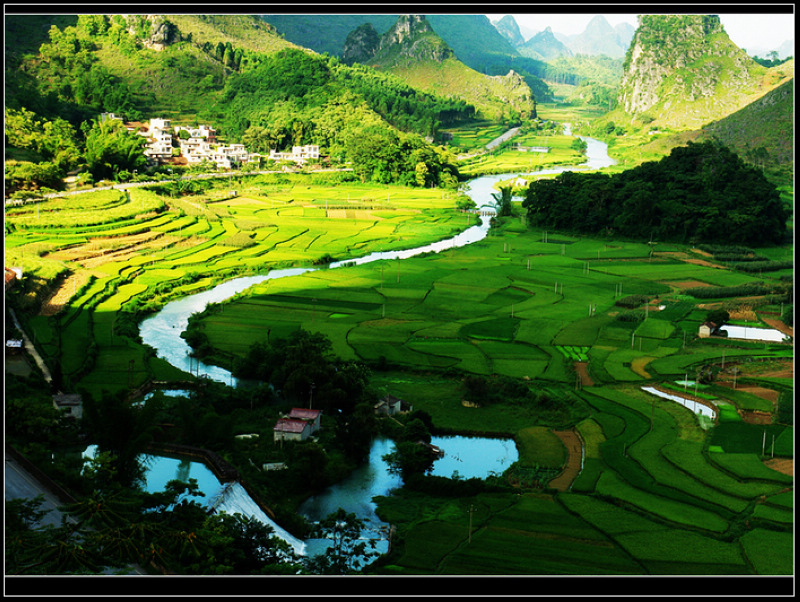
668;280;713;290
764;458;794;476
739;410;774;425
715;379;780;404
761;317;793;338
631;357;653;378
548;429;583;492
574;362;593;386
39;272;92;316
679;257;725;268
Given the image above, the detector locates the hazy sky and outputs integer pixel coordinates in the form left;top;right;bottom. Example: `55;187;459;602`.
485;12;795;53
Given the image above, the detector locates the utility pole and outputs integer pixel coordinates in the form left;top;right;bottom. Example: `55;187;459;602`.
468;504;475;544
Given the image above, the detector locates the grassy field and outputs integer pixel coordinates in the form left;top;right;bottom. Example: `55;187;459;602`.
4;174;477;398
4;112;793;577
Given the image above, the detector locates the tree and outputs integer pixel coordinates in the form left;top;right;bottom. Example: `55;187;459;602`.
5;482;301;575
383;441;436;479
491;185;513;217
305;508;379;574
382;417;436;479
80;390;163;489
83;118;147;181
705;309;730;326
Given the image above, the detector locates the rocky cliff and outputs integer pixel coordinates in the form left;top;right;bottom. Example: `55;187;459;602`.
349;15;535;121
617;14;784;129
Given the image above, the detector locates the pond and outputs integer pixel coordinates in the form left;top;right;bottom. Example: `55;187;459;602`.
131;129;612;561
299;434;518;559
81;444;307;556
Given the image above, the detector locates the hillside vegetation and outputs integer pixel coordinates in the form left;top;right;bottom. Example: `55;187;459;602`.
615;15;793;131
364;15;535;122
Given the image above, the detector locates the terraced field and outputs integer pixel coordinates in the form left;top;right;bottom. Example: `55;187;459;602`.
3;175;475;399
4;163;792;578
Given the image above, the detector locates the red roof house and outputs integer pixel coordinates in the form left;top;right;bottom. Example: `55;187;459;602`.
273;418;312;442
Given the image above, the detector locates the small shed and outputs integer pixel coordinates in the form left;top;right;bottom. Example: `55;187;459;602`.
5;267;20;291
698;321;718;338
374;394;404;416
53;393;83;420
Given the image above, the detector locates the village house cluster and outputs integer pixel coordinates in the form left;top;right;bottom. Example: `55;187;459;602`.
100;113;320;170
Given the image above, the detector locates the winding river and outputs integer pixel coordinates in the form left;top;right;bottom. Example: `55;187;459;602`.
135;127;614;557
139;126;614;382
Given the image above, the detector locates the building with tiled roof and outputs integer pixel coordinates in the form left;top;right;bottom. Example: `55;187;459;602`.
273;418;313;442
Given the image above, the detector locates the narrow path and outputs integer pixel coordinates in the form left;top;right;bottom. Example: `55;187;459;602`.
8;307;52;384
548;429;583;492
485;127;521;150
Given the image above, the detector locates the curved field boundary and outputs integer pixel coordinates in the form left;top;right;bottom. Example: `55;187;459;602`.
548;429;584;492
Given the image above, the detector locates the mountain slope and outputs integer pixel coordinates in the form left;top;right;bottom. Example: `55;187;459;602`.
617;14;793;130
363;15;535;121
262;14;556;101
698;75;794;181
518;27;573;60
556;15;630;58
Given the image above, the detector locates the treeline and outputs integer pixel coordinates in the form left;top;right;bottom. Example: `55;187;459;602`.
522;141;789;246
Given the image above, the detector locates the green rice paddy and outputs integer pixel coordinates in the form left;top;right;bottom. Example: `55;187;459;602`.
4;140;792;577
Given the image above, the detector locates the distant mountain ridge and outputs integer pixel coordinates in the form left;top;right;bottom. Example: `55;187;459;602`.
554;15;633;58
491;14;525;47
346;15;535;121
491;14;634;58
517;27;573;61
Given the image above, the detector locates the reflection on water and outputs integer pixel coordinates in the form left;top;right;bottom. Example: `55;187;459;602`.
429;435;518;480
300;435;518;522
299;434;518;561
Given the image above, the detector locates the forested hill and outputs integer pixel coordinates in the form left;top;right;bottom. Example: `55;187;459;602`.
5;14;482;192
615;14;793;131
261;13;567;101
522;141;789;246
350;15;536;122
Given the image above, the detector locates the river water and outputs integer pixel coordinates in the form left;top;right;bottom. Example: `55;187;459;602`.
135;128;614;558
138;125;614;384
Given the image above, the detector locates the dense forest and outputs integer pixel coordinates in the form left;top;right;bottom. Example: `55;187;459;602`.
522;141;789;245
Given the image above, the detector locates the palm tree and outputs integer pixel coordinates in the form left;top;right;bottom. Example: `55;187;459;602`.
491;185;513;217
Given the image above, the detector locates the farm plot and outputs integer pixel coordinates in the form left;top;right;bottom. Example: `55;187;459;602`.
434;493;644;575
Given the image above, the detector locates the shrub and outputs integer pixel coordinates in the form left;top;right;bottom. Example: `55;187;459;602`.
222;231;256;248
615;294;649;309
685;284;773;299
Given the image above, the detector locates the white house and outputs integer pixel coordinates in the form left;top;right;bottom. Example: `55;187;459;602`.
374;394;404;416
269;145;320;165
53;393;83;420
142;118;174;163
698;322;719;338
